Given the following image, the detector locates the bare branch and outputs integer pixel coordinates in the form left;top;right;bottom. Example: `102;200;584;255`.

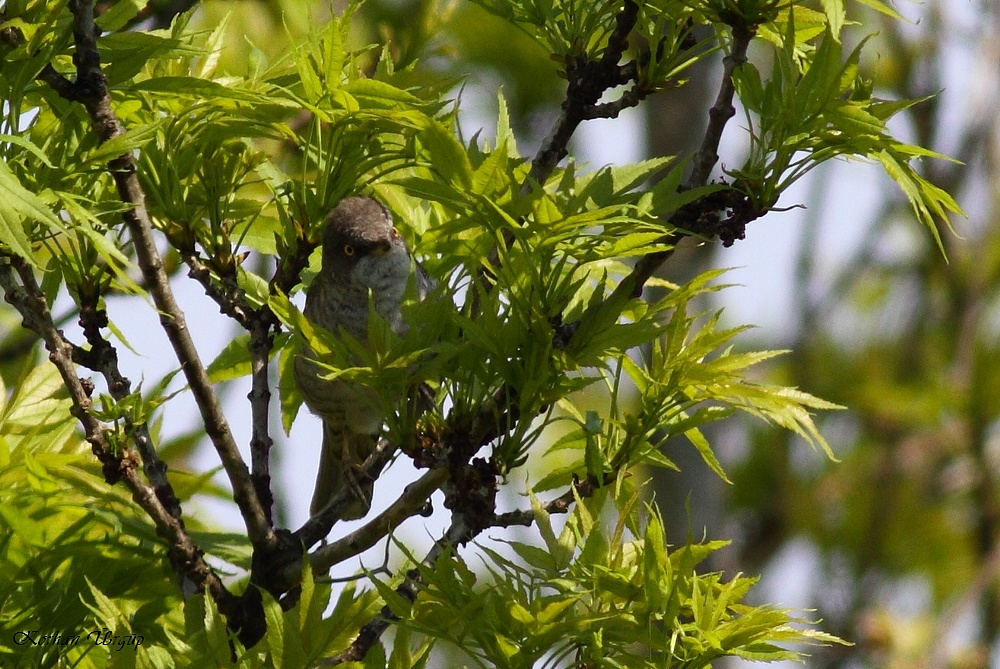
523;0;641;190
491;476;604;529
182;251;256;326
682;23;754;191
305;466;449;575
248;318;276;522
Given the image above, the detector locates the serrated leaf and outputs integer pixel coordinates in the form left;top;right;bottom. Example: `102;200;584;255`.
495;90;518;158
344;79;426;109
83;576;122;627
264;591;285;669
819;0;845;39
0;133;56;168
420;120;473;190
684;427;732;483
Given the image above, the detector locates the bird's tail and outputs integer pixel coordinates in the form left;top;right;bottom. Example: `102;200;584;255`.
311;424;380;520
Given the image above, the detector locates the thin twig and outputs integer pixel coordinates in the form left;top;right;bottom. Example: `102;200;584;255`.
73;275;183;520
294;439;404;548
491;476;602;528
323;517;476;666
182;251;255;326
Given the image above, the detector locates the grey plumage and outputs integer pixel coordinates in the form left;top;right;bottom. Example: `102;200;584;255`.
294;196;432;519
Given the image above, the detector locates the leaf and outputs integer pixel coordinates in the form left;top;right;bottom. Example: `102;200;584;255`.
877;148;964;256
419;120;473;190
94;0;145;30
344;79;427;109
83;577;123;628
131;76;296;107
495;90;519;158
86;117;167;164
684;426;732;484
278;345;305;435
264;591;285;669
643;510;668;612
0;161;55;265
207;334;252;382
368;574;416;619
819;0;846;39
851;0;906;20
0;134;56;168
529;489;560;560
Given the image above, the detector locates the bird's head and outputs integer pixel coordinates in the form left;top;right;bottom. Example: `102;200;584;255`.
320;196;412;293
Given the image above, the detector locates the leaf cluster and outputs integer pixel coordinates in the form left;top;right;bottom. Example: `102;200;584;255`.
387;494;843;668
732;6;963;250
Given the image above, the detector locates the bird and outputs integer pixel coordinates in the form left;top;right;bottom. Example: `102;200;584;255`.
293;196;434;520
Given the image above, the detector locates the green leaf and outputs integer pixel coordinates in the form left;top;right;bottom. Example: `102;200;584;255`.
851;0;906;20
86;118;167;164
643;510;668;612
0;161;55;265
684;426;732;484
207;334;252;382
0;134;56;168
368;574;415;619
344;79;427;109
264;591;285;669
819;0;846;39
419;120;473;190
95;0;144;30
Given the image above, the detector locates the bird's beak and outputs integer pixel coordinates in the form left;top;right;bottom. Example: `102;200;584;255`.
370;240;392;257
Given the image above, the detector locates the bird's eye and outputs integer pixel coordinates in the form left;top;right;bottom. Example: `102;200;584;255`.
343;244;355;256
391;227;400;239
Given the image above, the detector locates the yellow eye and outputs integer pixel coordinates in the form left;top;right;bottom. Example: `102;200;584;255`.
343;244;355;256
391;227;401;239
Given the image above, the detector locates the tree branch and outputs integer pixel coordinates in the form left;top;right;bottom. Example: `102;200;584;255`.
573;20;756;317
180;249;278;522
304;466;449;576
61;0;276;550
73;275;183;520
289;438;396;544
682;23;753;191
491;475;605;528
248;318;276;522
523;0;641;190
